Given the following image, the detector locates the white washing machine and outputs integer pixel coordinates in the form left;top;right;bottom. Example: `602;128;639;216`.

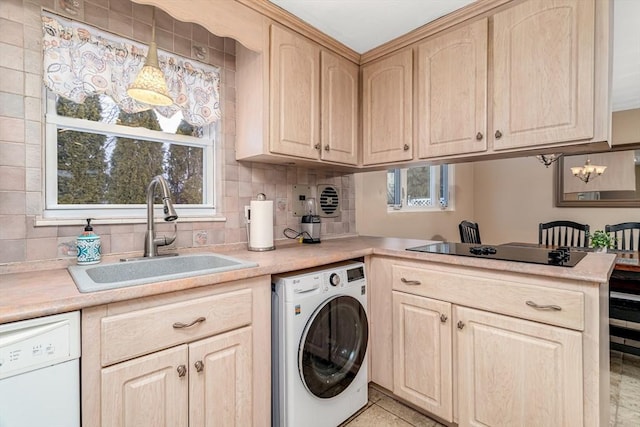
272;261;369;427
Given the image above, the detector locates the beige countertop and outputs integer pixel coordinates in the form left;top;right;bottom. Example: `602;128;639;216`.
0;236;617;324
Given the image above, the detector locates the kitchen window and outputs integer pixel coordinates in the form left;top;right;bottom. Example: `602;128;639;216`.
41;14;220;220
387;164;453;211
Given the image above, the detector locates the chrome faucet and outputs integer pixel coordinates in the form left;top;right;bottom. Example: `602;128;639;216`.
144;175;178;257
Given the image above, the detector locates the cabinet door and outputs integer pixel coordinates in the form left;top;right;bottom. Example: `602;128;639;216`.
492;0;595;150
102;345;189;427
362;49;413;165
321;50;359;165
417;18;488;158
392;292;453;422
189;327;252;427
456;306;583;427
270;25;320;160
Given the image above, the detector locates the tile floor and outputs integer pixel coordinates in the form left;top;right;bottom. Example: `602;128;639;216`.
342;351;640;427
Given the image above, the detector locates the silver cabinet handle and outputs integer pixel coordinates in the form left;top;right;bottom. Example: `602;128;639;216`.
476;132;483;141
440;314;448;323
314;143;321;150
457;321;465;330
495;130;502;139
403;144;410;151
324;145;330;151
400;277;421;286
177;364;187;377
194;360;204;373
526;301;562;311
173;317;206;329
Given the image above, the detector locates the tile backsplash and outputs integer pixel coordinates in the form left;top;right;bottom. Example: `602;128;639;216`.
0;0;355;264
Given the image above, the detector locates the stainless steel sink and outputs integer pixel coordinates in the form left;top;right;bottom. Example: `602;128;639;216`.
68;253;258;293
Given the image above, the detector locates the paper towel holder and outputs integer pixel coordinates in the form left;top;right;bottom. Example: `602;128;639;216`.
246;193;275;252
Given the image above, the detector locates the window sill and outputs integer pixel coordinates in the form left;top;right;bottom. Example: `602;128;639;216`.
34;215;227;227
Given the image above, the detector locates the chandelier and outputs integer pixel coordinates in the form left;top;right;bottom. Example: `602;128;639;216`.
535;153;563;167
570;158;607;183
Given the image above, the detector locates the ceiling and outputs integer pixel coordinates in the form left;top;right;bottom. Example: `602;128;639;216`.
269;0;639;112
269;0;475;54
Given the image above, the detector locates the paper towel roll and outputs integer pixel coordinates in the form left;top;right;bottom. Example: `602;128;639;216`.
248;199;274;251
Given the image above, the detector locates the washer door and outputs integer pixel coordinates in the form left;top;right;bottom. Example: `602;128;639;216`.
299;295;368;399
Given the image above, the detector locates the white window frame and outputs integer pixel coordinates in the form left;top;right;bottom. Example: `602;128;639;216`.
387;164;455;212
43;91;218;221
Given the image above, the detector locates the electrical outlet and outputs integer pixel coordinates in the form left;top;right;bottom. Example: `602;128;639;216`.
292;185;312;216
244;205;250;221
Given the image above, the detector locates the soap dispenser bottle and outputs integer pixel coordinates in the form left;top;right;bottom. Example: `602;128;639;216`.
77;218;101;265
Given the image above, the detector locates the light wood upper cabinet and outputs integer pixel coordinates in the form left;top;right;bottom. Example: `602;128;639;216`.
238;24;358;166
392;292;453;422
321;50;359;165
492;0;595;150
362;49;413;165
417;18;488;158
456;306;584;427
270;24;321;160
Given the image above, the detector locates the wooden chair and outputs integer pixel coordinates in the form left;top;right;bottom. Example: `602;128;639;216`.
459;220;481;244
538;221;590;247
605;222;640;251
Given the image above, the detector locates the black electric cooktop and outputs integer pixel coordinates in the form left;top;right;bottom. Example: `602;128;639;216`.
406;243;588;267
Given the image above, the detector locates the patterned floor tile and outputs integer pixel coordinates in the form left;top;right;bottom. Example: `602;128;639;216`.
344;404;414;427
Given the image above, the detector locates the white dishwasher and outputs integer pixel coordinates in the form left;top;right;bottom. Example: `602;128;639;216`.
0;311;80;427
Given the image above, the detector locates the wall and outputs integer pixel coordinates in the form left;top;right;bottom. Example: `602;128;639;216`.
472;156;639;245
0;0;355;264
354;163;475;242
355;109;640;244
474;109;640;245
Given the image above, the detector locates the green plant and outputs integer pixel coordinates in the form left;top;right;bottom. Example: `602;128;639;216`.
588;230;616;249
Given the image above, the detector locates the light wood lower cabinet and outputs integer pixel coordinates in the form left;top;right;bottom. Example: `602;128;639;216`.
102;345;189;427
392;292;453;422
82;276;270;427
370;256;609;427
456;306;583;427
189;328;252;427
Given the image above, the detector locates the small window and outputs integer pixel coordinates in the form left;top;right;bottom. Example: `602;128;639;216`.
387;164;453;211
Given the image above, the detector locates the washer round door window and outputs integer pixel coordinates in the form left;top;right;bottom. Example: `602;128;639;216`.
299;295;368;398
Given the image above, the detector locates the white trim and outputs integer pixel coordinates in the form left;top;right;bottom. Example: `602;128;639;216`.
44;90;218;219
387;164;455;213
34;215;227;227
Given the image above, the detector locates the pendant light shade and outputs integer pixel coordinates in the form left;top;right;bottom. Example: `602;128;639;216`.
127;9;173;106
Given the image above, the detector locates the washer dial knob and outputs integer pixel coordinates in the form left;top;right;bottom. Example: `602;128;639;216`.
329;273;341;287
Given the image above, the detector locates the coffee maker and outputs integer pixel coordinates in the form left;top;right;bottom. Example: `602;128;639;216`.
300;198;321;243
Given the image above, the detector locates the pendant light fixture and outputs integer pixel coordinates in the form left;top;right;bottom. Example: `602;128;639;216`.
571;158;607;183
127;8;173;106
535;153;563;168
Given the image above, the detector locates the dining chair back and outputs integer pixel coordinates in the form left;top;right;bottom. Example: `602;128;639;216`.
605;222;640;251
459;220;481;244
538;221;590;247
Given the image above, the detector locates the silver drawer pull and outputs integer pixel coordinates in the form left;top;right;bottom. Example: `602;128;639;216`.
526;301;562;311
400;277;421;286
173;316;206;329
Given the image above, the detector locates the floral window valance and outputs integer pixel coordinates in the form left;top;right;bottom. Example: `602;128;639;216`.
41;14;221;127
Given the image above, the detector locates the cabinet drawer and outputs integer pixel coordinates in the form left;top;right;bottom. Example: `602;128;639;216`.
101;288;252;366
392;264;584;330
